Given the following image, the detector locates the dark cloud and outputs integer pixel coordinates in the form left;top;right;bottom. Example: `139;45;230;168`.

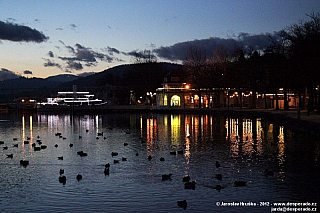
6;18;16;22
0;68;21;80
43;59;62;69
0;21;48;43
106;46;120;55
66;61;83;70
154;33;277;61
48;51;54;57
46;42;124;71
58;40;65;45
70;24;77;29
23;70;33;75
57;43;117;69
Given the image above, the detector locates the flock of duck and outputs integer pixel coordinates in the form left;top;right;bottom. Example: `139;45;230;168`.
2;129;275;211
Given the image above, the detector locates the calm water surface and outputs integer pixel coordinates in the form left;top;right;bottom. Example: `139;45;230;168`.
0;113;319;212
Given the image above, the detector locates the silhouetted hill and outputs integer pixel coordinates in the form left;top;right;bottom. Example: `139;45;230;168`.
0;62;183;103
0;77;61;102
58;62;183;95
45;74;80;83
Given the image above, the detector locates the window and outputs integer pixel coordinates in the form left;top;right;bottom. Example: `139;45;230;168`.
164;95;167;106
171;95;180;106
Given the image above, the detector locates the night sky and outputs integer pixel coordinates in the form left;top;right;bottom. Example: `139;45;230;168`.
0;0;319;78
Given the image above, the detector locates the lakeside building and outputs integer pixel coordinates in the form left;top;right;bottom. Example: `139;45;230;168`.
156;70;299;110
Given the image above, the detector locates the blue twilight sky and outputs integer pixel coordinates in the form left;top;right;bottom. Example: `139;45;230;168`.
0;0;319;78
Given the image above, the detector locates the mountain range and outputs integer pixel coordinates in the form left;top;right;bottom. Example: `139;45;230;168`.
0;62;183;103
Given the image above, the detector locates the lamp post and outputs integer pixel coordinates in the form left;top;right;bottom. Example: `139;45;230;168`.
184;84;190;109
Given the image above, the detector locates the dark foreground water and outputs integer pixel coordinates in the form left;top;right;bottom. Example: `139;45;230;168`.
0;113;319;212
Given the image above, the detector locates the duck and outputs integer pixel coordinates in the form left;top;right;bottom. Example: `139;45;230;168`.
97;132;103;136
6;154;13;158
59;169;64;175
32;143;36;147
162;173;172;180
264;169;274;177
234;181;247;187
79;152;87;157
105;163;110;168
136;152;139;156
111;152;118;157
147;155;152;160
0;141;4;144
79;135;82;139
170;151;176;155
124;143;128;146
59;175;66;184
215;185;222;192
177;200;187;210
55;144;58;148
24;141;29;144
57;156;63;160
183;175;190;182
216;174;222;180
34;146;41;151
77;151;87;157
20;160;29;167
40;145;47;149
86;129;89;133
76;174;82;181
69;143;73;147
13;138;18;141
13;144;18;147
184;181;196;189
160;157;165;161
104;168;109;175
3;146;8;150
55;133;62;136
122;157;127;161
114;159;120;164
216;161;220;168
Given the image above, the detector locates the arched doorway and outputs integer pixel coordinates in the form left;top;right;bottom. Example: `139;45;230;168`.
171;95;180;106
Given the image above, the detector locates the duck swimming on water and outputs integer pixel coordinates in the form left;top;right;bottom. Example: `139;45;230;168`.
177;200;187;210
162;173;172;180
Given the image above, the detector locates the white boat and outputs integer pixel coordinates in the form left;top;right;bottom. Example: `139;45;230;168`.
37;85;105;112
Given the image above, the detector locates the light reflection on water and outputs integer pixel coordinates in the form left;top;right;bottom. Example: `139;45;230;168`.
0;113;319;212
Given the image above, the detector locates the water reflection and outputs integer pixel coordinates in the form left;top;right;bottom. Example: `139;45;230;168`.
1;113;318;212
18;113;317;165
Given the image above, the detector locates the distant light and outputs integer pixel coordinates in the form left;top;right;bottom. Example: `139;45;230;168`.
21;99;25;103
185;85;190;89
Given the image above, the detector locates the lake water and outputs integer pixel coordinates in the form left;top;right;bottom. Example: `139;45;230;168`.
0;113;319;212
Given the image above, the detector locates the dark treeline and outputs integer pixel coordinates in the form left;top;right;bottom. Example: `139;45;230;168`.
184;12;320;111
